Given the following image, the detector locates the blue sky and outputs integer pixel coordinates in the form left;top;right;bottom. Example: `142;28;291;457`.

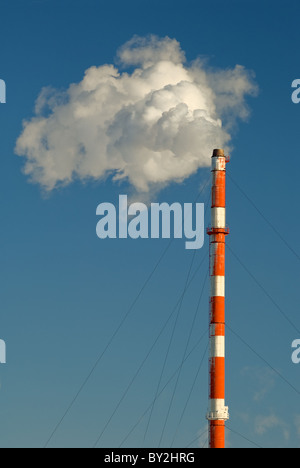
0;0;300;448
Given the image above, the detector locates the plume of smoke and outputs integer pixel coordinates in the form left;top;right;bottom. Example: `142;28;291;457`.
15;35;257;194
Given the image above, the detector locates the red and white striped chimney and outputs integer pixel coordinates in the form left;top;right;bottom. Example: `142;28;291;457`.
207;149;230;449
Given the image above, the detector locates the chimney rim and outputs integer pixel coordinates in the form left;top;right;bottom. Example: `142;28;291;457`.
212;149;225;157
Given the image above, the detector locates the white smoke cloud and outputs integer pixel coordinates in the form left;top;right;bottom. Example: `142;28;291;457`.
15;35;257;194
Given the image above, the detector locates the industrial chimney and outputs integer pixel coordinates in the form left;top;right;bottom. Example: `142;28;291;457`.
206;149;230;449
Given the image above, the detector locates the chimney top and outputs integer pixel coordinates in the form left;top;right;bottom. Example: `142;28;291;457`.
212;149;225;157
